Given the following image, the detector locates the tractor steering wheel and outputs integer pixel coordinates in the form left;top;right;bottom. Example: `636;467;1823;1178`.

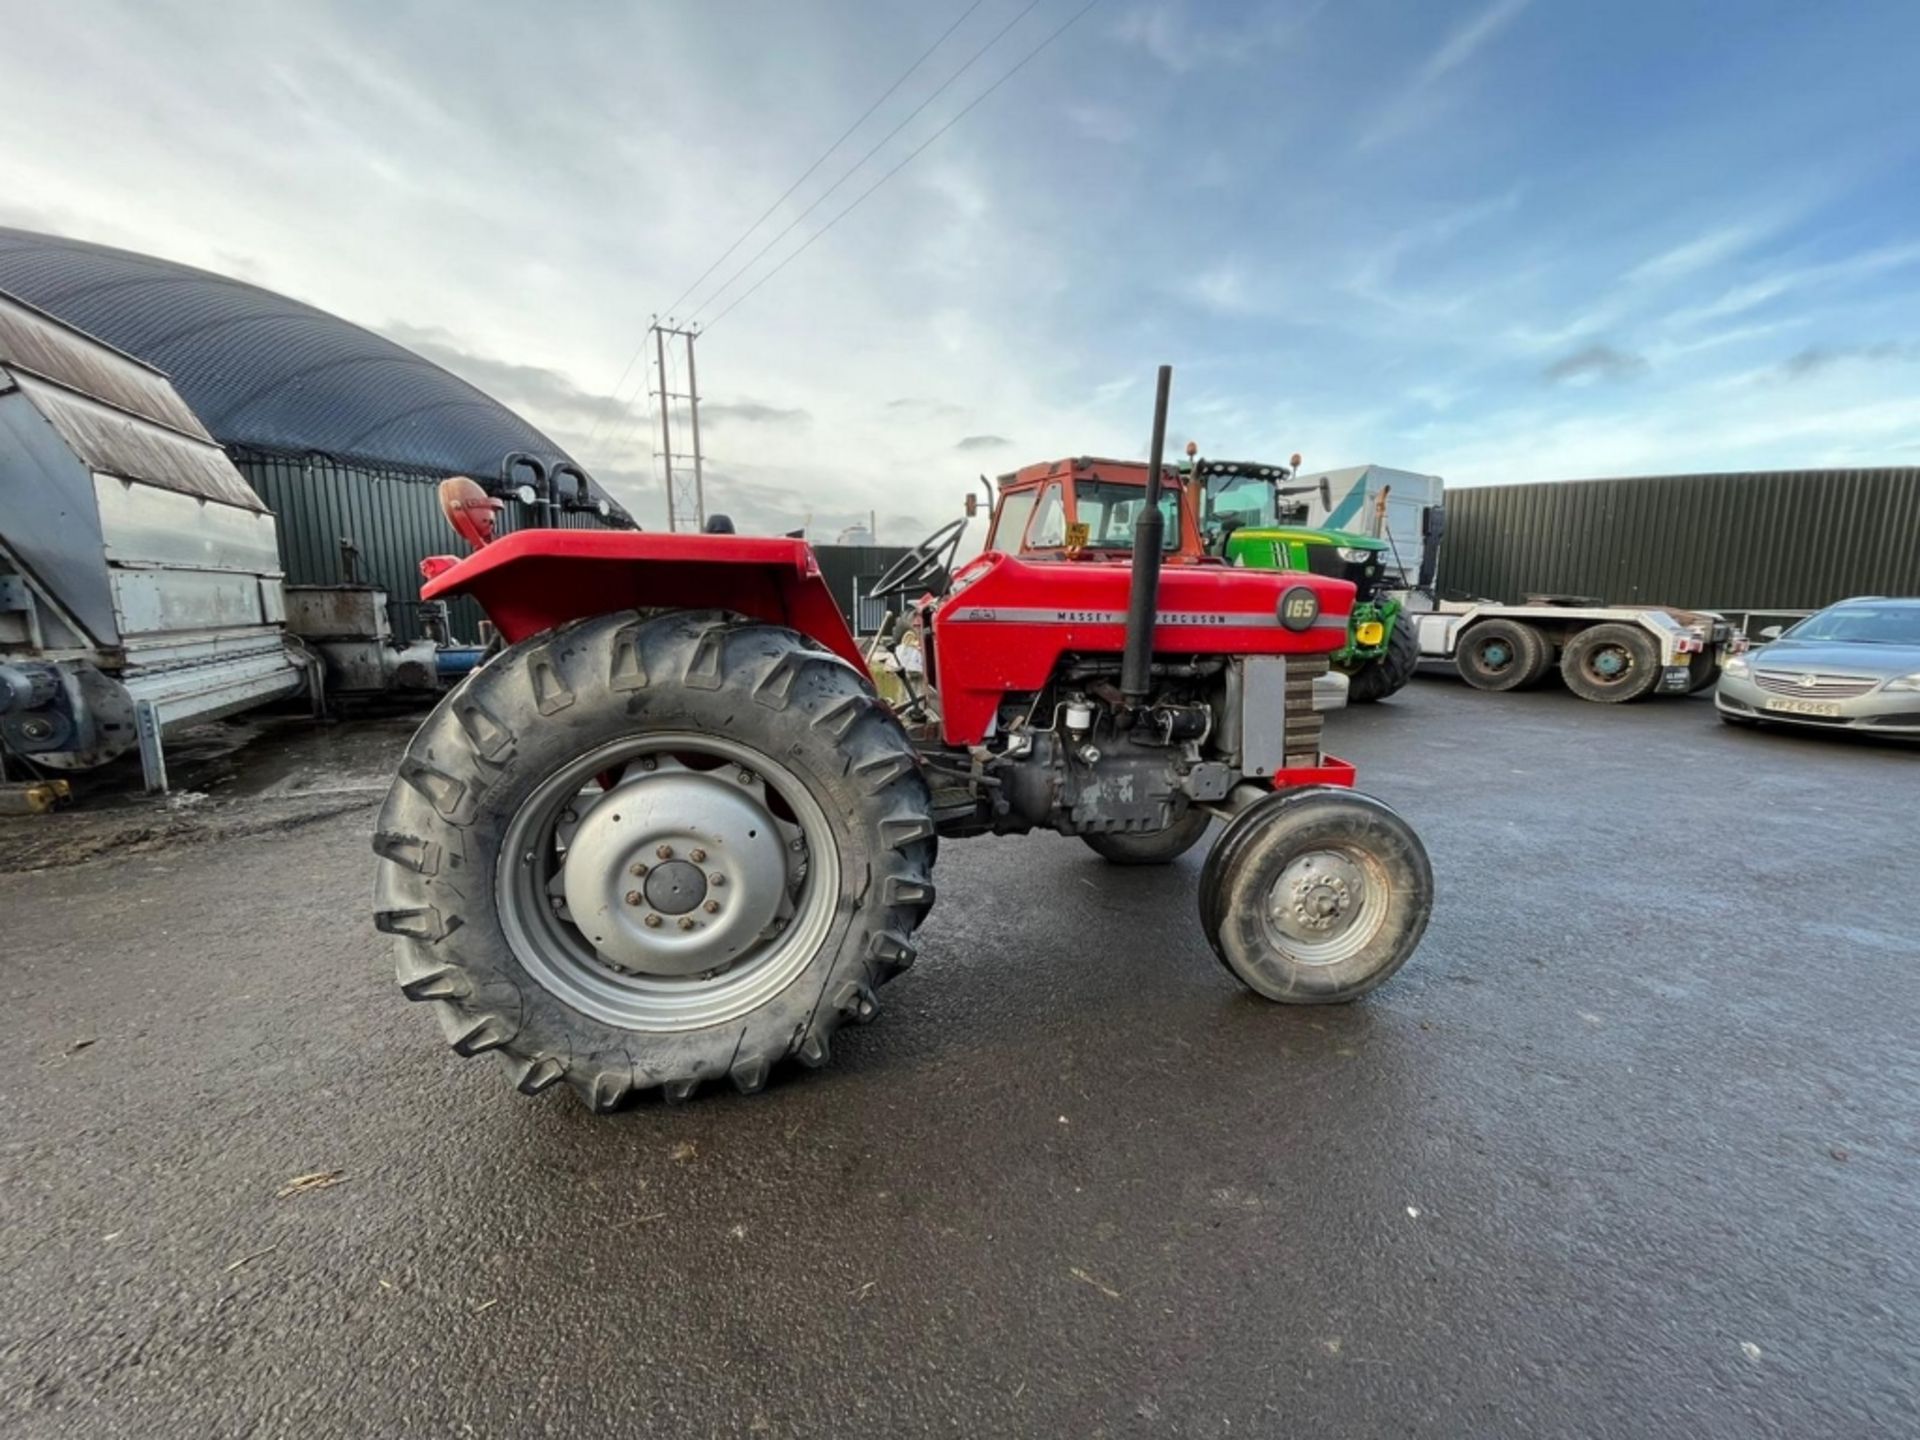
868;517;968;600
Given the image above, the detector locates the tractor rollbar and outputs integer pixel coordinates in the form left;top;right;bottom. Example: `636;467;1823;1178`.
1121;363;1173;702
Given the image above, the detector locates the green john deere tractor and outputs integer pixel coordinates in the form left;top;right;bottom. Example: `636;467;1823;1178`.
1190;459;1423;704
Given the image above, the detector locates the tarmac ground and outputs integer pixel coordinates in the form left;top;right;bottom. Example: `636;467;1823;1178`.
2;678;1915;1437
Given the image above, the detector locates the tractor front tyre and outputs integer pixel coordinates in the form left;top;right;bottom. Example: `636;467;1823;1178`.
371;609;937;1109
1455;619;1547;692
1198;788;1431;1004
1080;806;1213;865
1560;623;1661;703
1345;617;1421;703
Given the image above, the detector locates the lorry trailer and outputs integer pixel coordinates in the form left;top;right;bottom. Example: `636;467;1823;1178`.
1412;598;1740;702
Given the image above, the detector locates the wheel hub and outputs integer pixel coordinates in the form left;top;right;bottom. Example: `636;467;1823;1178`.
1269;851;1369;947
559;762;791;978
642;860;707;915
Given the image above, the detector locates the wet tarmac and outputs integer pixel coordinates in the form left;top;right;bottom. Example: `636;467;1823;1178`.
2;680;1915;1437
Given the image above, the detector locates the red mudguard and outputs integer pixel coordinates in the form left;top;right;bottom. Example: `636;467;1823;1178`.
419;531;865;668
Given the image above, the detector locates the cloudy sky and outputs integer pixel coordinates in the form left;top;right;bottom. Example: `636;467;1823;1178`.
4;0;1919;539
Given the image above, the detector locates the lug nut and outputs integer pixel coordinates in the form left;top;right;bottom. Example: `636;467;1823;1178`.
703;900;721;915
628;861;648;877
656;844;673;859
737;768;755;785
642;913;662;928
638;756;657;771
689;847;707;863
708;872;725;887
624;890;643;906
677;917;696;931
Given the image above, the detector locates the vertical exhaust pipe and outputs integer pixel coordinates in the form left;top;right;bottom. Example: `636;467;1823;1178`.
1121;364;1173;702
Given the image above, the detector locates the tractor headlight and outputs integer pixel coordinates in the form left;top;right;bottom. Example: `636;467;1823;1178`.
1722;655;1751;677
1335;546;1373;564
1278;585;1320;632
1884;671;1920;693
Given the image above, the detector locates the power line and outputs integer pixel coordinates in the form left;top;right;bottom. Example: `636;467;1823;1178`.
661;0;990;321
702;0;1102;332
586;0;988;448
684;0;1050;327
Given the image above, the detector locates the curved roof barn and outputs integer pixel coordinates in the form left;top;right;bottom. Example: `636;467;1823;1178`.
0;226;588;486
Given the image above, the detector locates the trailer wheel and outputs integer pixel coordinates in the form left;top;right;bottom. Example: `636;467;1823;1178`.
1560;623;1661;703
1454;619;1547;692
1081;807;1213;865
371;609;936;1108
1199;788;1431;1003
1346;618;1421;703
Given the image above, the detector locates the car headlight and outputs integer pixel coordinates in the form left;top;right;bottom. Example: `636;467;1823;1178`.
1335;546;1373;563
1885;672;1920;693
1722;655;1750;677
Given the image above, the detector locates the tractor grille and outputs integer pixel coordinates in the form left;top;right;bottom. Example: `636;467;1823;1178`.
1285;657;1328;767
1754;670;1878;699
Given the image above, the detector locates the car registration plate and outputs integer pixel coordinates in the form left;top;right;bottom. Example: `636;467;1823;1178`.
1764;697;1841;718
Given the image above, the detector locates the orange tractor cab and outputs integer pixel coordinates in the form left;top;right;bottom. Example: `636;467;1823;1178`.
373;368;1433;1108
980;455;1211;562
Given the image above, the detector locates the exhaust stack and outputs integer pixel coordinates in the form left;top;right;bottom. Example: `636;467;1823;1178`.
1121;364;1173;702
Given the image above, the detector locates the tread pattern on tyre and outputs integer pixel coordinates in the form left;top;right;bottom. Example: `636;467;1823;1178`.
1455;619;1547;693
371;609;936;1108
1559;622;1661;703
1198;786;1431;1004
1346;616;1421;704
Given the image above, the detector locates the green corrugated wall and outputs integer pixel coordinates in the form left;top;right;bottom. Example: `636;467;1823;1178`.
238;450;618;643
1441;468;1920;611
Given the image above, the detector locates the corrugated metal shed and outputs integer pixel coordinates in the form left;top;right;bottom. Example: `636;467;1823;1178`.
0;229;634;640
1442;468;1920;611
0;227;616;500
242;451;615;643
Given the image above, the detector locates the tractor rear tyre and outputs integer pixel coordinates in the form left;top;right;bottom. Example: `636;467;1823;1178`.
1455;619;1547;692
1345;618;1421;704
1198;788;1431;1003
372;609;937;1108
1080;806;1213;865
1560;623;1661;703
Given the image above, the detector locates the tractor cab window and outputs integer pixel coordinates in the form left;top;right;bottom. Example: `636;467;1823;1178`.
1204;472;1276;530
1074;479;1180;550
988;487;1040;552
1027;483;1068;548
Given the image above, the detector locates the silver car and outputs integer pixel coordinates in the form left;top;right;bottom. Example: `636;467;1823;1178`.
1716;597;1920;737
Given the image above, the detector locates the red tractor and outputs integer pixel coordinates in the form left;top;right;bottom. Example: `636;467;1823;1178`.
373;370;1433;1107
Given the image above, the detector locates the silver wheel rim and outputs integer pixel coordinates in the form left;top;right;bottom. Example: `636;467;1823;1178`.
497;733;839;1032
1262;846;1390;965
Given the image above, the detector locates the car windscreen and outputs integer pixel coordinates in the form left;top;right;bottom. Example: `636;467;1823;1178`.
1073;479;1180;550
1785;604;1920;645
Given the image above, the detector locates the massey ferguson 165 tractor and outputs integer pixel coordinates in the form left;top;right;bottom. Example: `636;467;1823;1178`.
373;369;1433;1108
994;452;1424;703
